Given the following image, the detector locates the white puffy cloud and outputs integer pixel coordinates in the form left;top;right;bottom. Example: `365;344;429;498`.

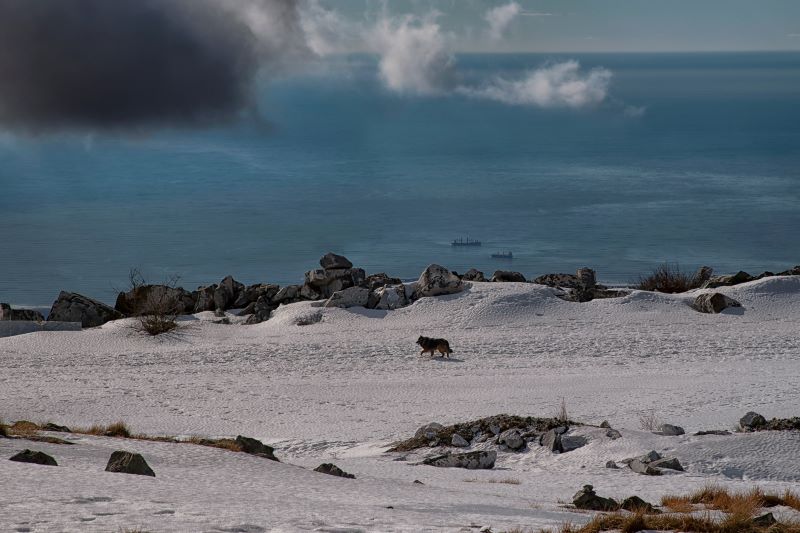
485;2;521;40
460;60;613;108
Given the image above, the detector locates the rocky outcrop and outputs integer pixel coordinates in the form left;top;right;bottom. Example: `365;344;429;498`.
778;265;800;276
324;287;369;308
115;285;196;316
0;303;45;322
364;273;403;291
691;293;742;314
533;273;581;288
314;463;355;479
739;411;800;432
235;436;278;461
367;284;408;310
48;291;123;327
702;271;754;288
461;269;486;282
491;271;526;283
413;264;464;299
572;485;618;511
422;450;496;469
105;451;155;477
9;449;58;466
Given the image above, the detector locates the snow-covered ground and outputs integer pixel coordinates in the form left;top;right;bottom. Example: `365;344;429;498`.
2;277;800;532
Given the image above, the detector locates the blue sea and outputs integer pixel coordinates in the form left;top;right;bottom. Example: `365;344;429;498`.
2;52;799;307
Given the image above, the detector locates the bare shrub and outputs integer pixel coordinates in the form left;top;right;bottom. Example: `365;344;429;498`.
638;410;661;431
555;398;569;424
635;263;700;293
128;268;180;336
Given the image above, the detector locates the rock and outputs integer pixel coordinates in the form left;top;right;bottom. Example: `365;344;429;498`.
497;429;525;451
533;273;581;288
692;266;714;286
605;429;622;440
320;252;353;270
422;450;496;470
656;424;685;436
413;479;424;484
561;435;588;452
105;451;155;477
490;271;526;283
753;513;777;527
193;285;217;312
245;294;279;324
367;284;408;310
694;430;731;436
273;285;302;305
649;457;684;471
42;423;71;433
305;267;366;298
639;450;662;463
213;308;225;318
629;458;662;476
605;461;619;469
740;411;767;431
702;271;754;288
48;291;123;328
324;286;370;308
213;276;245;310
572;485;618;511
462;269;486;282
299;283;321;301
599;420;611;429
314;463;355;479
9;449;58;466
235;436;278;461
540;428;564;453
691;293;742;313
415;423;444;440
778;265;800;276
364;273;403;291
0;303;45;322
414;264;464;299
576;268;596;287
235;284;280;310
451;434;470;448
115;285;195;316
621;496;656;513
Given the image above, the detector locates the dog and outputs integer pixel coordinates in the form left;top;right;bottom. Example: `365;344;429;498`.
417;336;453;358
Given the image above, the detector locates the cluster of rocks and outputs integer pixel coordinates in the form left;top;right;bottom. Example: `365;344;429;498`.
701;266;800;289
0;303;45;322
572;485;658;513
533;268;629;303
739;411;800;432
618;450;684;476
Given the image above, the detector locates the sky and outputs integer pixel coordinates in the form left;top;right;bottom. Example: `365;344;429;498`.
327;0;800;53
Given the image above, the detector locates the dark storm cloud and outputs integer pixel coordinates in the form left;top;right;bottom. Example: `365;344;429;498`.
0;0;303;132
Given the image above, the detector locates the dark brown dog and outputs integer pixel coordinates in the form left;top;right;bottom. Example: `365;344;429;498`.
417;336;453;358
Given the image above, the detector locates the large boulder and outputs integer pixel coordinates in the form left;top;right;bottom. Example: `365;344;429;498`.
367;284;408;310
115;285;195;316
740;411;767;431
213;276;245;311
491;271;526;283
533;273;581;288
461;269;486;282
320;252;353;270
105;451;155;477
702;271;754;288
48;291;123;328
0;303;45;322
193;285;217;312
9;449;58;466
691;293;742;314
324;287;369;308
422;450;496;469
572;485;618;511
414;264;464;299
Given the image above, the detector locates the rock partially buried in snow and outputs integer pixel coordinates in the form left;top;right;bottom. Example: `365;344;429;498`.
461;268;486;282
368;284;408;310
451;434;470;448
490;271;526;283
605;460;619;469
605;429;622;440
235;436;278;461
691;292;742;313
572;485;618;511
560;435;588;452
324;286;369;308
655;423;685;436
422;450;496;470
414;264;464;299
649;457;684;472
105;451;155;477
48;291;123;327
740;411;767;431
621;496;657;513
314;463;355;479
497;428;525;451
626;450;683;475
9;449;58;466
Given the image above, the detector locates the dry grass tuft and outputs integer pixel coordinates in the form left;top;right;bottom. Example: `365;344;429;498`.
636;262;701;293
75;421;131;438
661;493;696;513
9;420;41;435
638;410;661;431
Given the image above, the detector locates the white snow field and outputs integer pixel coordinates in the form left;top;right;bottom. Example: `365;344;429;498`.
2;276;800;532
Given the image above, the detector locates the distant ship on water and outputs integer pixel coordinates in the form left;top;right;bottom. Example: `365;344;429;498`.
451;237;481;247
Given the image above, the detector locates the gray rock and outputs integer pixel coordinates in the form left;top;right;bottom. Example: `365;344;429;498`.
193;285;217;312
451;434;470;448
245;294;278;324
740;411;767;431
575;268;596;287
561;435;588;452
9;449;57;466
753;513;777;527
273;285;302;305
605;429;622;440
691;292;742;313
599;420;611;429
694;430;732;436
415;423;444;440
422;450;496;470
48;291;123;328
324;286;370;308
498;429;525;451
320;252;353;270
213;275;244;310
368;284;408;310
462;269;486;282
702;271;754;288
639;450;662;463
490;271;526;283
778;265;800;276
649;457;684;471
235;436;278;461
605;460;619;469
364;273;403;291
621;496;656;513
533;273;581;288
539;428;563;453
105;451;155;477
692;266;714;286
572;485;618;511
656;423;685;436
314;463;355;479
414;264;464;299
0;303;45;322
629;458;661;476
